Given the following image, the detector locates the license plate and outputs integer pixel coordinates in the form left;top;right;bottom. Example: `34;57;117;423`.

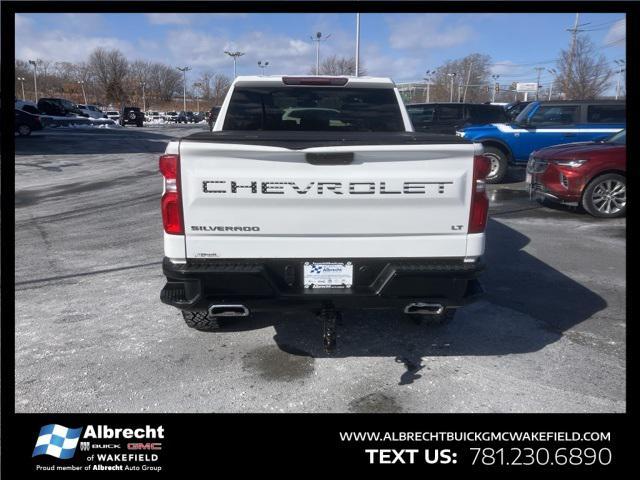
303;262;353;289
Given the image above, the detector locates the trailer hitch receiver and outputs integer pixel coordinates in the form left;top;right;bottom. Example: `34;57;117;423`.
319;302;340;353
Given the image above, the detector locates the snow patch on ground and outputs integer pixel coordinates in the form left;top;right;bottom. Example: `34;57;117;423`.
60;122;123;129
144;119;169;125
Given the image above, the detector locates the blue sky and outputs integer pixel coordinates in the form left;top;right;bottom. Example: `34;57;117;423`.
15;12;625;90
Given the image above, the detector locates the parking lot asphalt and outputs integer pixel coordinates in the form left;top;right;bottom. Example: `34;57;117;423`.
14;124;625;413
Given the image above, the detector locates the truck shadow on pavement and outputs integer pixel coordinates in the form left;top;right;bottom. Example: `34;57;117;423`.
215;218;608;383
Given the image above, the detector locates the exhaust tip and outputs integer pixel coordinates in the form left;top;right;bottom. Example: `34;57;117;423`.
208;305;250;317
404;303;444;315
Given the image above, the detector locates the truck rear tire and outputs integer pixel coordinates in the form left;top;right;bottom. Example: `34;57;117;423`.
483;146;508;184
181;310;222;331
408;308;457;327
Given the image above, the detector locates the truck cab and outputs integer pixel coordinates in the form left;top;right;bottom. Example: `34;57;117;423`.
458;100;625;183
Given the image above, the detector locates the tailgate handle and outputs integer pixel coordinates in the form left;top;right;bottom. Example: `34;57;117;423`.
305;152;354;165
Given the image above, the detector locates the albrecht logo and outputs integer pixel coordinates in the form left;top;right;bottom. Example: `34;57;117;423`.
32;424;83;459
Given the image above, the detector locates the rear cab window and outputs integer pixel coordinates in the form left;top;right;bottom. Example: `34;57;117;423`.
223;86;405;132
587;104;625;123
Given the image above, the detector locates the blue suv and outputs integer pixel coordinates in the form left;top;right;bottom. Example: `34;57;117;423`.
457;100;625;183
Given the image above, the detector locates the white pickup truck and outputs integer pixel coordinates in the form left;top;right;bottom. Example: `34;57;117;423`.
159;75;490;350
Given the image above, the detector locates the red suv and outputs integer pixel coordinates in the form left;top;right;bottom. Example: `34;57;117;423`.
527;130;626;218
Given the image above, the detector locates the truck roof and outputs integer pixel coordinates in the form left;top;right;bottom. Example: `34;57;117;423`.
232;75;396;88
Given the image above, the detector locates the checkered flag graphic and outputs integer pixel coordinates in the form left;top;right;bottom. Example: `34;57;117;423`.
310;265;323;273
32;424;83;459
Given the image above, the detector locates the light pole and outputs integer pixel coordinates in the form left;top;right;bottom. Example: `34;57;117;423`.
614;59;626;100
257;61;270;74
355;13;361;77
28;59;39;102
78;80;87;105
547;68;557;100
311;32;331;75
423;70;436;102
224;51;245;78
462;61;474;103
534;67;545;100
447;72;457;102
140;82;146;112
17;76;26;100
491;74;500;103
177;66;191;111
193;82;202;112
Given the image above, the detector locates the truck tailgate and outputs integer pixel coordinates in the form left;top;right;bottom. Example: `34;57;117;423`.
179;140;476;259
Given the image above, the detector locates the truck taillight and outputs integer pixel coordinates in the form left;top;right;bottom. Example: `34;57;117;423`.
469;154;491;234
159;154;184;235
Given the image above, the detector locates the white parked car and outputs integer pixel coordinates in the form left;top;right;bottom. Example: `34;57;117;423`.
105;110;120;122
164;111;178;123
78;104;106;119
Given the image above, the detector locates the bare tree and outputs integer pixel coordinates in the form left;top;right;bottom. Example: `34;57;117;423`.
17;50;228;109
16;60;33;99
555;35;612;100
146;63;182;102
195;71;216;100
211;74;232;106
309;55;367;76
88;47;129;104
36;59;53;96
429;53;492;103
128;60;152;85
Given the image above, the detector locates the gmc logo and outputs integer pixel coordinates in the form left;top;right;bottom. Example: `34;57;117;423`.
127;443;162;451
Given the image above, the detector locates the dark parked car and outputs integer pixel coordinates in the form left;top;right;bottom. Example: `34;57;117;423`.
19;104;41;115
207;106;222;131
120;107;144;127
406;102;508;135
15;109;44;136
37;98;86;117
527;129;626;218
505;101;531;121
177;111;196;123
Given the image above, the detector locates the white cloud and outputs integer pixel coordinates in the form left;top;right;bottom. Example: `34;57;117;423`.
490;61;524;76
145;13;247;26
387;15;474;50
604;19;625;45
361;44;422;81
15;13;34;30
146;13;192;25
15;15;135;62
163;28;318;75
61;14;106;31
